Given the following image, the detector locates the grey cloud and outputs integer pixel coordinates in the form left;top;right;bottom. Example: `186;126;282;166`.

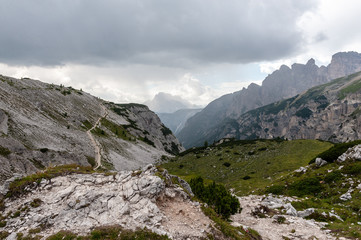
0;0;316;66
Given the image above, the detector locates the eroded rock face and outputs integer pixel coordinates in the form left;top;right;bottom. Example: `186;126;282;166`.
338;144;361;162
178;51;361;148
210;71;361;143
0;75;183;183
0;166;213;239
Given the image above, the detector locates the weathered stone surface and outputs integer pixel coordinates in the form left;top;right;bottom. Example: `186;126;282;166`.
0;166;210;239
337;144;361;162
315;158;328;167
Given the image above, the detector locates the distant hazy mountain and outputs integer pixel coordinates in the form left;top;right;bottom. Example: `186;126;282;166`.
208;71;361;142
178;51;361;148
145;92;200;113
157;108;202;135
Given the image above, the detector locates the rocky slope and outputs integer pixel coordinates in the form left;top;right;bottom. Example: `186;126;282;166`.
0;165;218;239
157;108;202;136
178;51;361;148
0;75;183;183
209;71;361;142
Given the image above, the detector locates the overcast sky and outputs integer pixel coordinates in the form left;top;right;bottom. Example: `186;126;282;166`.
1;0;361;106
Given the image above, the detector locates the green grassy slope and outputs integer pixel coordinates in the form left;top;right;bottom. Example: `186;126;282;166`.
259;146;361;238
161;139;333;195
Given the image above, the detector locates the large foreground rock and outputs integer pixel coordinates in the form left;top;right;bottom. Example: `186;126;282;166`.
0;166;212;239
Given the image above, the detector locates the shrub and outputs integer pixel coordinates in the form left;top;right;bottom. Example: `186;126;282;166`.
0;146;11;157
243;175;251;180
39;148;49;153
30;198;43;208
342;163;361;175
266;185;285;195
324;171;342;183
289;177;322;197
223;162;231;167
189;177;241;219
275;215;286;224
295;107;313;119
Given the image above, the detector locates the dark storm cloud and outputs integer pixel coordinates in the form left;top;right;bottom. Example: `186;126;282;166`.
0;0;316;66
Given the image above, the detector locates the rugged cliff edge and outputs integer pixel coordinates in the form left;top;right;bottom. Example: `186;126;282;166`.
0;75;183;183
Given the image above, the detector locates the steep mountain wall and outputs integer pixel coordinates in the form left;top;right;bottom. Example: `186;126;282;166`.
208;72;361;143
178;52;361;148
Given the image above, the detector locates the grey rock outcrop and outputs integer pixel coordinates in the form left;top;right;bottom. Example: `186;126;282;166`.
178;51;361;148
337;144;361;162
0;166;212;239
0;75;183;183
315;158;328;167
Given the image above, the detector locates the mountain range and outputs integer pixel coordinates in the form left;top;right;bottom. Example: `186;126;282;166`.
178;51;361;148
202;71;361;143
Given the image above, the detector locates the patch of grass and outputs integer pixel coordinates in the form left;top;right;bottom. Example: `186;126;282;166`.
0;145;11;157
162;139;332;195
265;185;285;195
6;164;95;199
30;198;42;208
29;158;45;170
86;156;96;168
100;118;133;141
81;120;93;130
91;127;107;137
289;177;322;197
0;231;9;239
338;77;361;99
275;215;286;224
46;226;170;240
202;206;261;240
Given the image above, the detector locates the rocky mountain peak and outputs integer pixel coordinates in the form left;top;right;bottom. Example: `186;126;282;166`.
327;51;361;80
178;51;361;148
306;58;316;65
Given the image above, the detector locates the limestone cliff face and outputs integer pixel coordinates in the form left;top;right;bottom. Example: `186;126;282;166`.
0;75;183;183
178;52;361;148
215;72;361;142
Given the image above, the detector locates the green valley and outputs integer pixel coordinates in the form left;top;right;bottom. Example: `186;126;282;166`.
161;139;333;195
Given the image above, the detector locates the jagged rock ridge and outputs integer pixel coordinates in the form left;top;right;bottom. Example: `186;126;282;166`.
0;75;183;183
178;51;361;148
212;71;361;142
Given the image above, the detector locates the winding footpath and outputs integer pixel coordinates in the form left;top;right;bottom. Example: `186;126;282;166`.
86;105;108;169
